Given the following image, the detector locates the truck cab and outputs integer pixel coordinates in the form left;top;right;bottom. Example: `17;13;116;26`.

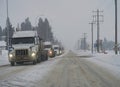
44;41;55;58
8;31;48;66
53;45;60;56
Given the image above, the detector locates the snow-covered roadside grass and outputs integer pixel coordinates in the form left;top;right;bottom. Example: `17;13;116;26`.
0;50;9;66
76;50;120;79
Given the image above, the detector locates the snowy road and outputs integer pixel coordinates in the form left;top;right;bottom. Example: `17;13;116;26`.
0;51;120;87
35;51;120;87
0;58;61;87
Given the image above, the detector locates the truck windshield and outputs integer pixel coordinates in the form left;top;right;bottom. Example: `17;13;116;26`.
44;45;52;48
54;47;59;49
12;37;35;44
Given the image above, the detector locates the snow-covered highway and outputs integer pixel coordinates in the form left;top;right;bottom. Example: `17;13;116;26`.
0;50;120;87
0;56;61;87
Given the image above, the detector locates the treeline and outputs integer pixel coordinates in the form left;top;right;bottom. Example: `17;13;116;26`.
18;17;54;42
102;38;115;50
0;17;56;43
0;18;14;41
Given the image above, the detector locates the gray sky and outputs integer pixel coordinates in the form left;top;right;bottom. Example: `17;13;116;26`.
0;0;120;49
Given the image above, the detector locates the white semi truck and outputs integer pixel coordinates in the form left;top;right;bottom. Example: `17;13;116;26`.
8;31;48;66
53;45;61;56
44;41;55;58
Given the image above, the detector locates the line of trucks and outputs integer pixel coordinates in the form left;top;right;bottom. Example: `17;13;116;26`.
8;30;64;66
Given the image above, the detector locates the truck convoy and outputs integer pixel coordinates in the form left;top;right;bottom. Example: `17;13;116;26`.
8;31;48;66
44;41;55;58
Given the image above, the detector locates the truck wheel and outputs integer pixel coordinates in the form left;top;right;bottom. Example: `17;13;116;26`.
33;60;37;65
46;55;48;60
11;62;15;66
37;58;41;63
37;56;41;63
41;55;44;61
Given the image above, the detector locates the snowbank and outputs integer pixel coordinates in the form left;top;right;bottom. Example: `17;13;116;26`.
74;50;93;57
76;50;120;79
0;50;9;66
87;55;120;79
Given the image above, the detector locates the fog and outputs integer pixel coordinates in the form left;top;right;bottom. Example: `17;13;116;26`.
0;0;120;49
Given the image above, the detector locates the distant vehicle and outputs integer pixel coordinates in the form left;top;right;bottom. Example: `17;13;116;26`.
8;31;48;66
44;41;55;58
53;45;61;56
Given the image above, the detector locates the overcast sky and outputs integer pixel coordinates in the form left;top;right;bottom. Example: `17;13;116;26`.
0;0;120;49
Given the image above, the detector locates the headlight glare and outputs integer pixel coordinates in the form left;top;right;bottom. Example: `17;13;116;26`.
9;54;13;58
60;50;62;54
49;50;52;54
31;52;36;57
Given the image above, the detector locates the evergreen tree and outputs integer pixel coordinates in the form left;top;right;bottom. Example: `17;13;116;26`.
44;18;49;41
2;28;7;36
37;18;44;39
7;18;14;39
102;38;114;50
21;17;32;31
0;26;2;40
6;18;14;46
36;17;54;42
43;18;54;41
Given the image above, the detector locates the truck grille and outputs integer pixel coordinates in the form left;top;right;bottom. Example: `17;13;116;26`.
15;49;28;56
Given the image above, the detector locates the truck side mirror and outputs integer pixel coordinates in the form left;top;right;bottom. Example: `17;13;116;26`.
9;46;14;52
34;37;38;45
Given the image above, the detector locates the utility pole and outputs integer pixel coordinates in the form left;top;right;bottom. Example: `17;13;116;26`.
89;22;95;54
83;33;87;51
93;9;103;53
115;0;118;54
77;39;80;50
6;0;9;50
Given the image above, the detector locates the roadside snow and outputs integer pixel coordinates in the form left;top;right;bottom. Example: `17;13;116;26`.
75;50;93;57
76;50;120;79
0;50;9;66
0;54;62;87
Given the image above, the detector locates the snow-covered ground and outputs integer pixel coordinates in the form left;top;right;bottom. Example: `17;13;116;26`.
76;50;120;79
0;50;9;66
0;57;62;87
0;50;66;87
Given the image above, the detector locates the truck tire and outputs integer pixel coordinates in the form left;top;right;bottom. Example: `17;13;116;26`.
46;55;48;60
11;61;15;66
33;60;37;65
41;55;44;61
37;58;41;63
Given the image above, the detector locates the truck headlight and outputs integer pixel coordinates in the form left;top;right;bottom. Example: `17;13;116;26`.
60;50;62;54
31;52;36;57
9;54;13;58
49;50;52;54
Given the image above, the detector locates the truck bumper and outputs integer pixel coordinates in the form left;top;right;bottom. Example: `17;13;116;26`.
9;56;35;62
